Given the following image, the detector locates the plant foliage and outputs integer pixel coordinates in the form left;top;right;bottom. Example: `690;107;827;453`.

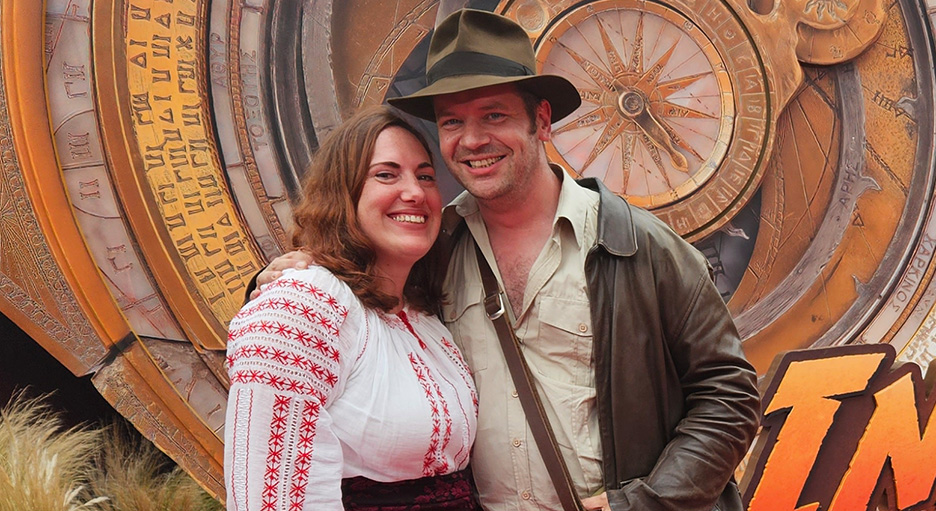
0;392;221;511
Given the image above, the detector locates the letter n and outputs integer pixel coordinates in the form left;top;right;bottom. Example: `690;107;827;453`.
828;371;936;511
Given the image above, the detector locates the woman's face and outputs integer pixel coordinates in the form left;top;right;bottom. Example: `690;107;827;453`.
356;126;442;272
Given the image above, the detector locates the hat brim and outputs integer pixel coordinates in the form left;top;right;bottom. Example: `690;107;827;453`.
388;74;582;123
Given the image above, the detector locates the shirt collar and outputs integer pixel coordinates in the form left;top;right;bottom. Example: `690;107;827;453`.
551;164;592;249
445;164;591;249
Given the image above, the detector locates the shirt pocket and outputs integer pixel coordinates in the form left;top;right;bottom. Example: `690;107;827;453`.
534;296;593;387
443;283;488;372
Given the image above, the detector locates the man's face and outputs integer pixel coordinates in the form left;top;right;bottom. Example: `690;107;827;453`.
433;83;552;203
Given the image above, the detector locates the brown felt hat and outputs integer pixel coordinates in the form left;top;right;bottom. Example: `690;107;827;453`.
388;9;581;123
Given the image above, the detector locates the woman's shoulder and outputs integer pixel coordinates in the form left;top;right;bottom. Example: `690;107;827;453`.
271;265;355;300
241;264;364;323
230;265;366;351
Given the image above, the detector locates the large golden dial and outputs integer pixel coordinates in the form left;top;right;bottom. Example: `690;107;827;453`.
509;0;780;240
538;1;734;213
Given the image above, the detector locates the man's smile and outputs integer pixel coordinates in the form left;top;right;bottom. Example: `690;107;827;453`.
465;156;505;169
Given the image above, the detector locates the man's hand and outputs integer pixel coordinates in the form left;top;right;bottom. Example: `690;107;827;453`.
581;492;609;511
249;250;314;300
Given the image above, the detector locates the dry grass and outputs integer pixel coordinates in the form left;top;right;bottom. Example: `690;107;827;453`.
0;393;106;511
0;393;221;511
88;425;222;511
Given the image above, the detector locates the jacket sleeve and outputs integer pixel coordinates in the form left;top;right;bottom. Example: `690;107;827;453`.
242;268;261;305
225;269;357;511
606;234;760;511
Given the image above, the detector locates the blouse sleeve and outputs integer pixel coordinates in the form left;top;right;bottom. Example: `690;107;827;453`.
224;267;362;511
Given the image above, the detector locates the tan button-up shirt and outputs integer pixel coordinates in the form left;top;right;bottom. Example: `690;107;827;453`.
442;173;603;510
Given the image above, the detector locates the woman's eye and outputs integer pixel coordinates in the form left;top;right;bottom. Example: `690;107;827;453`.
418;173;436;182
374;171;395;179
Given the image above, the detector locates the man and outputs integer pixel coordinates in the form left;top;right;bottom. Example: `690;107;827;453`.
253;9;760;511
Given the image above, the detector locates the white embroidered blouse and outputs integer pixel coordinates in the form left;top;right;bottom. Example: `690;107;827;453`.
224;266;478;511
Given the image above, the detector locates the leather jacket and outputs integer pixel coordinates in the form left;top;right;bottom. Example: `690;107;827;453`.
580;178;760;511
438;177;760;511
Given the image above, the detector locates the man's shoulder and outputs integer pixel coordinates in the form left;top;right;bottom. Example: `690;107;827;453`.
581;178;706;269
578;177;685;255
626;204;682;242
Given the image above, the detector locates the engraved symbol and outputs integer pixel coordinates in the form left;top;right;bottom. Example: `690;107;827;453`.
67;132;92;161
619;90;644;115
62;62;88;99
803;0;848;23
78;178;100;200
106;244;133;272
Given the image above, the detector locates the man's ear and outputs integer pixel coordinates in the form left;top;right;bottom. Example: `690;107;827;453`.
537;100;553;142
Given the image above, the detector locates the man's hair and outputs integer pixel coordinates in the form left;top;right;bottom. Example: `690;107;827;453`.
290;105;443;313
518;88;546;135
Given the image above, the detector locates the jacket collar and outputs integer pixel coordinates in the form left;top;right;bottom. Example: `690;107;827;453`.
439;176;638;257
576;178;637;257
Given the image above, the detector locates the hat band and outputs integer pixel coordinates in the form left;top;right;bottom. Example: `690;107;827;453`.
426;51;534;86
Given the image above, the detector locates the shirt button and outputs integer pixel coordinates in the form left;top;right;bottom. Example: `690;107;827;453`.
521;491;531;500
512;438;522;447
511;389;519;398
578;323;588;333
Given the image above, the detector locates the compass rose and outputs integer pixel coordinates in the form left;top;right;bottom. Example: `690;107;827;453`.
537;1;735;210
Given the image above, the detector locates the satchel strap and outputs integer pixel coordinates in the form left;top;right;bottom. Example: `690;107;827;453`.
475;244;585;511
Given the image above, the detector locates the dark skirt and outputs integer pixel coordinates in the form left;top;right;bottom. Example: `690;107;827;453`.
341;468;482;510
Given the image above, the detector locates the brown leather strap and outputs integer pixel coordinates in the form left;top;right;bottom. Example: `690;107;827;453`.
475;244;585;511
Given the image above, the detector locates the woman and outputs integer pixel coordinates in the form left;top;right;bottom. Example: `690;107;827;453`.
224;106;480;510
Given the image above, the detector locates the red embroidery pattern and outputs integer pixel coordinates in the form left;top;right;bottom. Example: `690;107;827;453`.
227;282;347;402
227;275;348;509
377;310;419;332
439;337;479;411
262;395;291;511
227;332;340;401
243;278;350;317
288;400;319;511
409;352;453;477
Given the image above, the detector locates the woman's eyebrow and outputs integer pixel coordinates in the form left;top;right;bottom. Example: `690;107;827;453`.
368;161;433;169
369;161;402;169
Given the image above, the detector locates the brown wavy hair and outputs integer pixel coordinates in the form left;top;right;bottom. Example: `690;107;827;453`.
290;105;443;313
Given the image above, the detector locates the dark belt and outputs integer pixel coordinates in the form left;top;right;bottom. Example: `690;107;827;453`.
342;467;481;510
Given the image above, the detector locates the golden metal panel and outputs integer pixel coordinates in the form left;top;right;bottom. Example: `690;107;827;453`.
92;0;253;351
0;0;126;373
122;0;263;341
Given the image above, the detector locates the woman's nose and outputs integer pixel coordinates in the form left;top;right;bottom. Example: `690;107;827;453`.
399;174;426;202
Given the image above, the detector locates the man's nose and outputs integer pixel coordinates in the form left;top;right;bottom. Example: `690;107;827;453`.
460;120;490;149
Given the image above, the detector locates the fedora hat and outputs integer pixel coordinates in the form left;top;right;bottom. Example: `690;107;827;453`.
388;9;581;123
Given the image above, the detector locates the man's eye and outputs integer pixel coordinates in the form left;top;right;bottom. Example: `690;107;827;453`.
487;112;505;120
439;118;462;128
